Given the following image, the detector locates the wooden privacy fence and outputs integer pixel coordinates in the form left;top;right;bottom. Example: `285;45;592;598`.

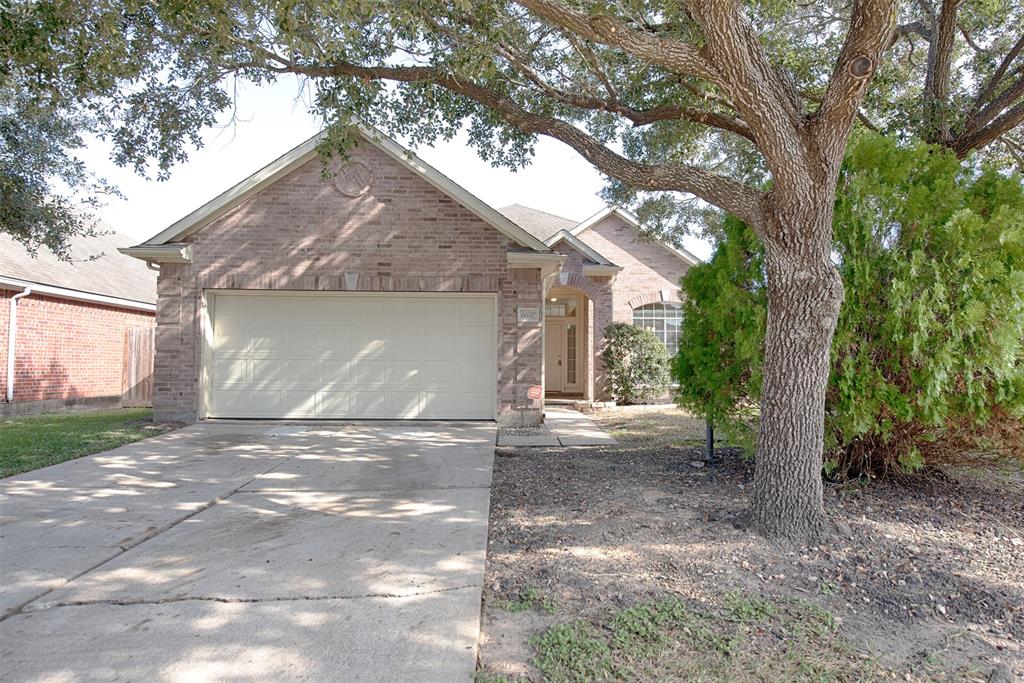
122;326;155;407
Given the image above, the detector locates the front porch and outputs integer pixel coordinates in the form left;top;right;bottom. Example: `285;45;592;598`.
541;276;612;404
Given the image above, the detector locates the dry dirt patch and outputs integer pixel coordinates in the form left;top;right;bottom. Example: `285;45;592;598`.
477;407;1022;682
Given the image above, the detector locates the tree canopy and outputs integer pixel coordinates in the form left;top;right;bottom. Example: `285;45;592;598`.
2;0;1021;254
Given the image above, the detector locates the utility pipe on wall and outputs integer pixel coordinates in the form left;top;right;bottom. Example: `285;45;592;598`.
6;286;32;403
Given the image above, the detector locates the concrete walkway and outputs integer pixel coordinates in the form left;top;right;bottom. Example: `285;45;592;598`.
498;406;619;447
0;422;495;682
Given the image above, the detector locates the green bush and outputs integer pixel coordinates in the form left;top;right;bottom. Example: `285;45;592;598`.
674;133;1024;477
601;322;672;404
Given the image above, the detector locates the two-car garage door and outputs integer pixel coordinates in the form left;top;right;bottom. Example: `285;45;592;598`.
207;293;496;420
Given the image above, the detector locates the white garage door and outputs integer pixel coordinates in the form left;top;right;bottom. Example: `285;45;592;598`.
207;293;496;419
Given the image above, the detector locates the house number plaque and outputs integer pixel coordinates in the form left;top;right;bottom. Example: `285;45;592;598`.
517;307;540;323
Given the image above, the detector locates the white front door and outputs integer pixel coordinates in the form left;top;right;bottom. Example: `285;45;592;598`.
206;292;497;419
545;321;564;392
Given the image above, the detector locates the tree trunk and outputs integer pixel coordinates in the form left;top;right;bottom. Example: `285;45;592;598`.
751;205;844;542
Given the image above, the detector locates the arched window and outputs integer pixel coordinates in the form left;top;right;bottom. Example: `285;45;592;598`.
632;302;682;353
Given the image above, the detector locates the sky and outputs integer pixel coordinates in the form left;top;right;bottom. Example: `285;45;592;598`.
79;78;712;260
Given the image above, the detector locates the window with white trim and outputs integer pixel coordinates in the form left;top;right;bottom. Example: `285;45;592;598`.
632;302;682;354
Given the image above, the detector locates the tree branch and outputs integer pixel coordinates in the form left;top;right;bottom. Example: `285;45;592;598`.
973;34;1024;110
952;100;1024;157
812;0;897;162
240;47;767;228
921;0;960;143
966;74;1024;133
513;0;722;85
494;43;756;141
888;20;931;48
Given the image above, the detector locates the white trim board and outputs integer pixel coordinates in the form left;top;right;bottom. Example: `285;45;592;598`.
544;229;616;266
139;124;551;253
0;276;156;312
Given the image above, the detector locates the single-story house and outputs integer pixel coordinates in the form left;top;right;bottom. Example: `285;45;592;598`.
1;228;157;416
121;126;698;426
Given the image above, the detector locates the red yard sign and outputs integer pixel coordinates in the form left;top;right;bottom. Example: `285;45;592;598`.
527;385;543;400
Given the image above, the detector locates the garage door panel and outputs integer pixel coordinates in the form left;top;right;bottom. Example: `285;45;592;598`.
248;390;283;415
250;358;284;386
283;359;319;384
458;326;495;357
353;359;389;385
211;389;249;415
388;299;426;322
426;299;460;323
318;360;350;385
319;391;350;416
250;329;290;354
280;390;317;417
209;294;495;419
458;392;493;415
422;328;459;357
351;328;387;357
458;360;494;392
350;391;386;417
421;391;462;418
213;324;250;352
460;299;494;322
387;391;422;418
212;356;249;386
388;331;422;357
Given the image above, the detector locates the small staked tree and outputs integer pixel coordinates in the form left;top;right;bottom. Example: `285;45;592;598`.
3;0;1022;540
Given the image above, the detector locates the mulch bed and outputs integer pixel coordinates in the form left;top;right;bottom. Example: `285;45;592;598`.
477;424;1023;681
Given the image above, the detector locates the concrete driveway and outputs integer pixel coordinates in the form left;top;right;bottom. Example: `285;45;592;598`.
0;421;495;682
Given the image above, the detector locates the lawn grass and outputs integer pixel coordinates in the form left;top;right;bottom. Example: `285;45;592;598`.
528;594;881;683
0;409;174;478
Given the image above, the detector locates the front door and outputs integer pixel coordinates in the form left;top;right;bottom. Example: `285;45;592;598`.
545;321;564;392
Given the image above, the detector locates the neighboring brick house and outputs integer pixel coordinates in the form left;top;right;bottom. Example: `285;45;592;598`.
1;229;157;416
122;126;698;426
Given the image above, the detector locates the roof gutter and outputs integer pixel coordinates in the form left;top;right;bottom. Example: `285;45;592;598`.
506;251;565;278
0;277;156;313
118;243;192;264
6;286;32;402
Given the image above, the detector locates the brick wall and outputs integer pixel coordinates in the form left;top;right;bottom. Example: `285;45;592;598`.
546;213;692;401
153;141;545;424
576;213;692;323
0;289;155;403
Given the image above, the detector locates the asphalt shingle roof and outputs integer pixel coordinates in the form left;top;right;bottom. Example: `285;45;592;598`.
0;225;157;304
498;204;579;243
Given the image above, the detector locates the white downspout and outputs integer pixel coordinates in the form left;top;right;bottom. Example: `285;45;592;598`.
6;287;32;403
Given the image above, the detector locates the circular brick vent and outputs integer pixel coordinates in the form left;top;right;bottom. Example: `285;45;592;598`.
333;160;374;197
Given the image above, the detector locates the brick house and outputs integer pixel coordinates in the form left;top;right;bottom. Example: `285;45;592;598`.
1;228;157;416
122;126;698;426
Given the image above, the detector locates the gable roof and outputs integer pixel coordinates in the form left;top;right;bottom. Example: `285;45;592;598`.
0;226;156;305
498;204;579;243
570;206;702;266
134;125;550;253
544;229;614;265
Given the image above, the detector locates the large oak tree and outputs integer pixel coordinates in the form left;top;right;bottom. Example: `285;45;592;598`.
3;0;1022;540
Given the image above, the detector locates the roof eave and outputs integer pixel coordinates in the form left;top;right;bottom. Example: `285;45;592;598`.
0;276;156;311
119;243;193;264
141;124;552;253
544;229;615;266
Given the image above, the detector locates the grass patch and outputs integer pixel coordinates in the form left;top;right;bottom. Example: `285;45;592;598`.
593;409;707;450
0;409;173;477
495;586;558;615
525;593;884;682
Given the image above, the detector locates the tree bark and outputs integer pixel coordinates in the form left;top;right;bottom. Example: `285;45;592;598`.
752;201;844;541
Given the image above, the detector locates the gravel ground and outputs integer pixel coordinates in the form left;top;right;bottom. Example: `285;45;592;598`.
498;424;553;437
477;407;1023;681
